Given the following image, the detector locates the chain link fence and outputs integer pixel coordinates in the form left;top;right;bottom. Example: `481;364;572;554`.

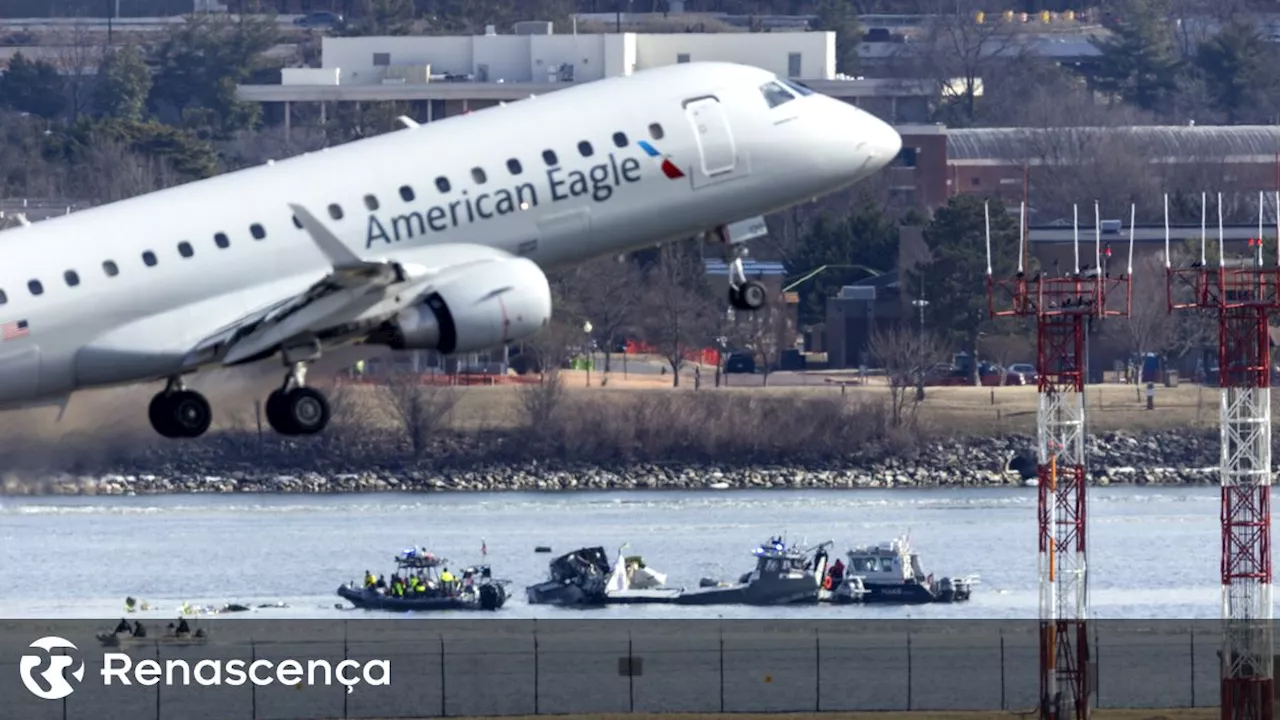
0;619;1236;720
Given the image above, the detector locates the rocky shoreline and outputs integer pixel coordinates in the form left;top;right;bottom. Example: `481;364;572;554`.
0;428;1225;496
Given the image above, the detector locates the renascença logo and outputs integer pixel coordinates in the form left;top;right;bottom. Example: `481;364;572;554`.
18;636;390;699
19;636;85;700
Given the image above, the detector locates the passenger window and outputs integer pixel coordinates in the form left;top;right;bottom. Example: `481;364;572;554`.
143;251;157;267
507;158;522;175
292;215;302;229
328;204;343;220
648;123;664;140
542;149;558;166
64;270;79;287
399;185;415;202
471;167;487;184
435;176;450;193
103;260;119;277
578;141;594;157
759;81;795;108
612;132;628;148
28;279;43;296
215;232;230;249
250;224;265;240
364;194;379;211
178;241;194;258
0;289;7;304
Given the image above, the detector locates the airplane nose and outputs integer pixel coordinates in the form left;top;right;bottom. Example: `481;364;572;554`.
866;115;902;167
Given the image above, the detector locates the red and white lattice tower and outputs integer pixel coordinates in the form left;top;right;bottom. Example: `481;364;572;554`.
986;200;1133;720
1166;191;1276;720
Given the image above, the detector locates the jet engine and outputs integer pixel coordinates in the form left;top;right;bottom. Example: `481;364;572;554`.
367;257;552;354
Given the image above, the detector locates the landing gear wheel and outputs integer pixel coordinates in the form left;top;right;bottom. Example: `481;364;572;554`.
730;280;767;311
265;389;297;436
285;387;330;435
169;390;212;438
148;393;181;438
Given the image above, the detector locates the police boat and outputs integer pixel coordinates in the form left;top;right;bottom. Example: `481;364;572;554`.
823;535;978;604
337;547;508;612
671;536;833;606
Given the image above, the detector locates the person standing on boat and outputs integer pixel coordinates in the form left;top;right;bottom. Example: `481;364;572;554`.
364;571;376;589
440;567;455;595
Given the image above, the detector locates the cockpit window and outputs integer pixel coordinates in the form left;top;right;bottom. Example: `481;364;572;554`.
759;81;795;108
781;79;814;96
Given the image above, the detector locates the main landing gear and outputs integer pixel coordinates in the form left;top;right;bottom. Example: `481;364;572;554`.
147;343;332;440
264;361;331;436
149;377;213;439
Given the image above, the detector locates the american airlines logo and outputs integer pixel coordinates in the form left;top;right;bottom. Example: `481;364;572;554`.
17;635;391;699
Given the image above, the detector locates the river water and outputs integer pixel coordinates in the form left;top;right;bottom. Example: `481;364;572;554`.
0;486;1237;619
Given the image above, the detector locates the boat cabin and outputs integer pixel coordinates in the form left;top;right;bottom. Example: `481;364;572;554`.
745;537;830;582
845;536;928;585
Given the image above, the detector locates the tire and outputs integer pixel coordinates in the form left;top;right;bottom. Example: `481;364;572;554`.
265;389;297;435
285;387;330;435
739;281;767;310
148;393;180;438
169;390;212;438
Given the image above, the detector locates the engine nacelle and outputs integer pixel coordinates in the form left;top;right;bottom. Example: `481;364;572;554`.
368;257;552;354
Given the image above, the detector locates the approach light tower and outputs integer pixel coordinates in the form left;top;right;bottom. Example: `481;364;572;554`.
1166;191;1277;720
985;200;1133;720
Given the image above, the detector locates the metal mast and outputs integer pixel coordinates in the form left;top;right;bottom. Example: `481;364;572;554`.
1166;191;1275;720
986;200;1133;720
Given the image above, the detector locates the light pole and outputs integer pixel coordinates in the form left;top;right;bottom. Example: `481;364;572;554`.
912;284;929;401
583;321;593;387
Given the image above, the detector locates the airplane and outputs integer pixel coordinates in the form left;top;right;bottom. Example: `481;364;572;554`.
0;61;901;440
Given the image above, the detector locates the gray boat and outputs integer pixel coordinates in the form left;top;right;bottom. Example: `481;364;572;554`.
822;535;978;605
671;536;832;606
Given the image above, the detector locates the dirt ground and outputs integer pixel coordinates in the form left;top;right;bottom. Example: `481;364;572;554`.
392;710;1216;720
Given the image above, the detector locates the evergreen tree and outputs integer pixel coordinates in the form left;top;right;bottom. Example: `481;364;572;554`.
1088;0;1182;113
789;198;898;326
906;195;1019;383
94;45;153;123
811;0;860;76
1196;20;1275;124
0;53;67;119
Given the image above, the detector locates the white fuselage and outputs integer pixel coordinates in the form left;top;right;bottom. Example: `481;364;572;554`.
0;62;900;407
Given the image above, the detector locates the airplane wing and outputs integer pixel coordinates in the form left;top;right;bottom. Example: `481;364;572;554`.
182;203;512;369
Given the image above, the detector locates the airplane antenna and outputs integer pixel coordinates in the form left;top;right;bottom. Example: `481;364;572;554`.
1218;192;1225;268
984;200;992;276
1201;191;1207;266
1018;201;1025;274
1127;203;1135;275
1163;193;1171;269
1073;204;1080;274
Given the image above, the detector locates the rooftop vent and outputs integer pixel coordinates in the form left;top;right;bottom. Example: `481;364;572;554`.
514;21;553;34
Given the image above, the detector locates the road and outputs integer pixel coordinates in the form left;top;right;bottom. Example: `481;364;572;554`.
0;15;306;30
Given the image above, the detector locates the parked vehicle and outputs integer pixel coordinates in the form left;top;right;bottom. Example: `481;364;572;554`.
294;11;343;28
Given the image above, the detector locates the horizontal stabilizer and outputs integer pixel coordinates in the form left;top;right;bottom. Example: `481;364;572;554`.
396;115;420;129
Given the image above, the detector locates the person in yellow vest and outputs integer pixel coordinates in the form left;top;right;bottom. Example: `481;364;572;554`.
355;360;365;378
440;568;455;595
364;570;376;588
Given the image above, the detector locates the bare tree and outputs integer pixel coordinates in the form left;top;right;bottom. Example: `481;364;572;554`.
520;317;579;384
378;372;460;458
727;294;795;386
562;256;643;378
517;366;568;441
639;244;716;387
982;327;1033;386
910;1;1025;125
51;17;105;118
870;324;950;428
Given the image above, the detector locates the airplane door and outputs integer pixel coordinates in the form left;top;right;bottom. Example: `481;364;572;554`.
683;96;739;186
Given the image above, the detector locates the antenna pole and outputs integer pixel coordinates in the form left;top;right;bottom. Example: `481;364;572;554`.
1073;204;1080;274
1094;201;1101;273
1019;201;1026;274
985;200;993;276
1219;192;1225;268
1202;191;1208;266
1164;194;1171;269
1128;203;1135;276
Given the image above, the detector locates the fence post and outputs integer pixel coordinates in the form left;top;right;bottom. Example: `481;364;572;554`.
906;631;912;711
627;631;635;712
251;640;257;720
343;623;349;719
814;627;821;712
719;627;725;713
533;620;540;715
1093;622;1100;709
155;641;161;720
1000;628;1006;710
1189;623;1196;707
439;635;447;717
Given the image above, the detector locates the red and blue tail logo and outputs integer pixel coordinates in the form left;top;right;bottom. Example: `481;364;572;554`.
637;140;685;179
